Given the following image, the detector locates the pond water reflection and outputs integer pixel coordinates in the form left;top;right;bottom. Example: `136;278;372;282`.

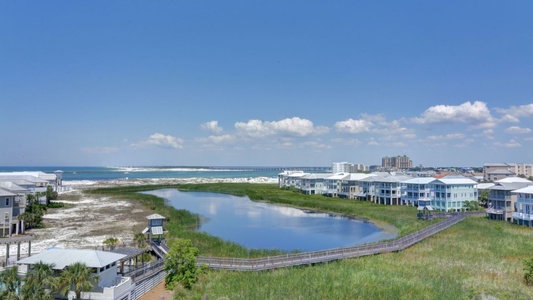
145;189;396;252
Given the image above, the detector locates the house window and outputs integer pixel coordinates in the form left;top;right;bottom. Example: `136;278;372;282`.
5;198;9;206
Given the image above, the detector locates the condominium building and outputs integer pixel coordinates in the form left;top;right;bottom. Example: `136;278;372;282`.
382;155;413;169
483;163;533;181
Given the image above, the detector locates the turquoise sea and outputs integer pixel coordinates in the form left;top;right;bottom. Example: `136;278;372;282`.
0;166;328;181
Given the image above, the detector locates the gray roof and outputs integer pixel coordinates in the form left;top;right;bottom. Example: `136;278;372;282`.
403;177;435;184
0;187;16;197
146;213;166;220
512;186;533;194
496;177;532;183
0;181;28;193
490;182;532;191
487;169;515;175
432;176;477;185
17;248;126;269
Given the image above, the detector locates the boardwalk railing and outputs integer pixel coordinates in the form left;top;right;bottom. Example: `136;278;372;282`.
196;214;466;271
122;259;165;282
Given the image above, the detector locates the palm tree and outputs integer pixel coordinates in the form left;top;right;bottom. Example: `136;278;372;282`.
134;232;147;248
103;237;120;250
0;266;22;299
20;283;53;300
59;262;97;300
23;261;57;298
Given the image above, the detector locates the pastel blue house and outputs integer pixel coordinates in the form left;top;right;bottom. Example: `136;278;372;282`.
430;176;478;212
402;177;434;207
512;186;533;226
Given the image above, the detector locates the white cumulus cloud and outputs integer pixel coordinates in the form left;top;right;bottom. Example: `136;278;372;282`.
201;121;223;133
413;101;495;128
334;118;372;134
235;117;328;138
496;103;533;119
142;133;184;149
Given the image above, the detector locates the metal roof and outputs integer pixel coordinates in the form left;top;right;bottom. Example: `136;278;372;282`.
496;177;532;183
17;248;126;270
512;186;533;194
403;177;435;184
490;182;532;191
146;213;165;220
0;182;28;193
0;187;16;197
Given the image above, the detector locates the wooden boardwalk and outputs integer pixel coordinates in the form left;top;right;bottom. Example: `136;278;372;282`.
145;212;479;272
195;214;467;271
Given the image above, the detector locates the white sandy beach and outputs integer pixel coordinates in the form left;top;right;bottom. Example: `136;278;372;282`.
1;177;277;258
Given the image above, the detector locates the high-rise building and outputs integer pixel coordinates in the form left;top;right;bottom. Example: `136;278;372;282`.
382;155;412;169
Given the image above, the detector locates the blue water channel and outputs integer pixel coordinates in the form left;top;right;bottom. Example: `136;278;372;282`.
145;189;396;252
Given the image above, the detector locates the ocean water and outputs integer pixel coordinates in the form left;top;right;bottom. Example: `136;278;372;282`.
0;166;291;181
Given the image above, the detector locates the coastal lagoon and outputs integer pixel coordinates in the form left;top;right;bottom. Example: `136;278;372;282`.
145;189;396;252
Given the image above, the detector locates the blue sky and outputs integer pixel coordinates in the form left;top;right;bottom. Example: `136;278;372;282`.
2;1;533;167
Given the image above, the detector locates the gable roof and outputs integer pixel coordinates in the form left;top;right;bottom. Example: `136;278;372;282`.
17;248;126;269
146;213;166;220
512;186;533;195
496;177;532;183
431;176;477;185
0;187;16;197
402;177;435;184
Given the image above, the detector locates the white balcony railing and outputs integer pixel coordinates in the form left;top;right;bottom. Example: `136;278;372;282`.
513;212;533;221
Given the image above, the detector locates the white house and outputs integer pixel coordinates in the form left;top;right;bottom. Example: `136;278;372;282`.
323;173;350;197
339;173;377;199
17;248;134;300
356;174;413;205
299;173;331;195
278;171;306;189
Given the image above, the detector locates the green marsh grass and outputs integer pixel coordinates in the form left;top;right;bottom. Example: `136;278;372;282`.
88;183;533;299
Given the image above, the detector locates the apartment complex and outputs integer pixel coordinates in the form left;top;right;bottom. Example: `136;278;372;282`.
483;163;533;181
279;171;478;211
382;155;413;169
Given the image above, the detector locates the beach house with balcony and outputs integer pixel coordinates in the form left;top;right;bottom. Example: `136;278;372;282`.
356;174;412;205
278;171;306;189
486;177;532;221
299;173;331;195
401;177;435;207
339;173;377;199
430;176;478;212
512;186;533;226
323;173;350;197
